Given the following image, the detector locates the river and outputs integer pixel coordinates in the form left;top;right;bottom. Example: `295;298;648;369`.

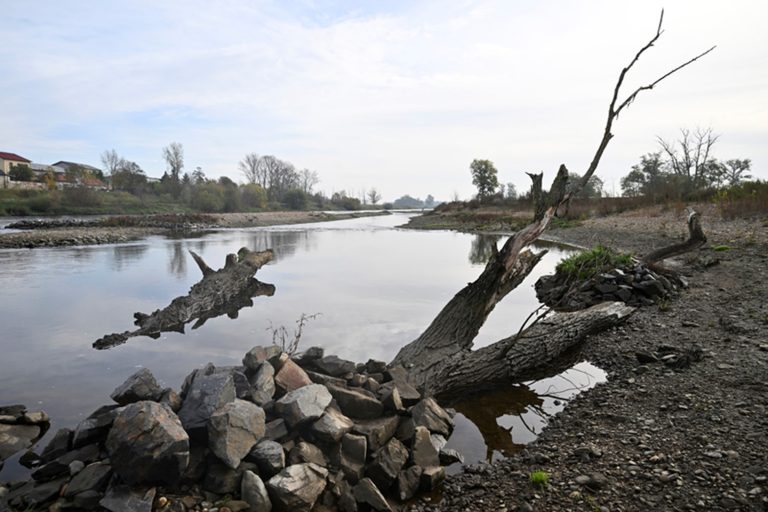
0;212;604;479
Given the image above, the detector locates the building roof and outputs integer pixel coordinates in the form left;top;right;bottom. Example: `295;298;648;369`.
0;152;32;163
51;161;102;173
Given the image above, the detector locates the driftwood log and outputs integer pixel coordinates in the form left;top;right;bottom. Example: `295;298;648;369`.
93;248;275;349
392;11;713;397
642;207;707;265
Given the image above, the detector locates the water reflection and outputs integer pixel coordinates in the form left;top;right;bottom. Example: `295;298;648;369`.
468;234;502;265
244;230;315;262
168;241;188;277
444;361;606;470
110;244;149;272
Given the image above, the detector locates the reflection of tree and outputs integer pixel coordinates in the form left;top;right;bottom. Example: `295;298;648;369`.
247;231;314;262
468;235;501;265
168;241;187;277
110;244;149;272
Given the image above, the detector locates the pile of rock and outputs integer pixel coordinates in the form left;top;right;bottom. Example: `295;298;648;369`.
535;263;686;311
1;346;457;511
0;405;50;472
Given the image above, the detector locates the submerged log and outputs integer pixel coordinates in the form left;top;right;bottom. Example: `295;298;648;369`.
93;248;275;349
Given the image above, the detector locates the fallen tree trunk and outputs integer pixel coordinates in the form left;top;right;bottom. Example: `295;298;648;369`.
93;248;275;349
642;208;706;265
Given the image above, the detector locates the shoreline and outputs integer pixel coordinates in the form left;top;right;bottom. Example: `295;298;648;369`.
0;210;389;249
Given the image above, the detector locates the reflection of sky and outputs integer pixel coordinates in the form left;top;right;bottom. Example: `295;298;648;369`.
0;212;577;479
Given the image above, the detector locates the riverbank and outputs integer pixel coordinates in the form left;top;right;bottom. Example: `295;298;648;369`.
425;205;768;511
0;211;388;249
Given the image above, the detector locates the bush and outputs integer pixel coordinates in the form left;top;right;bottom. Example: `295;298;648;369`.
241;184;267;209
28;194;54;213
556;245;633;280
282;190;309;210
62;187;102;207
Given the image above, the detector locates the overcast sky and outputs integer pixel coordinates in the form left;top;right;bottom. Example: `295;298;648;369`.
2;1;766;201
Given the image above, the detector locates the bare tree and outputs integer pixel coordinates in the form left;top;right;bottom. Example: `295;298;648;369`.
367;188;382;205
722;159;752;186
391;10;715;397
239;153;261;185
299;169;320;194
162;142;184;180
100;149;124;176
657;128;719;191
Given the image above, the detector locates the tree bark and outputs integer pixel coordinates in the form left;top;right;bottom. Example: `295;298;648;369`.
93;248;275;349
642;208;706;265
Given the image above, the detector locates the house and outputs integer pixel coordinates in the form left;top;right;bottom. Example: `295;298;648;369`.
0;152;33;189
51;161;103;176
50;161;108;190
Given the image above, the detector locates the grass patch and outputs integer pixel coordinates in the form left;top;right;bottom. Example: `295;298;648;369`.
712;244;732;252
556;245;633;280
529;470;549;488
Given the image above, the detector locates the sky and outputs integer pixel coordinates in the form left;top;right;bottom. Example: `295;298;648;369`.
2;1;766;201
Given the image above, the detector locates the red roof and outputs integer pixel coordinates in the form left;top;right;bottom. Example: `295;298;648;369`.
0;152;31;163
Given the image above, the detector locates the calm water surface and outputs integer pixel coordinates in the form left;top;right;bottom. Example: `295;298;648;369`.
0;213;603;479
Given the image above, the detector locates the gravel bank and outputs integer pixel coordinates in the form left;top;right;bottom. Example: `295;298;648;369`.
419;205;768;511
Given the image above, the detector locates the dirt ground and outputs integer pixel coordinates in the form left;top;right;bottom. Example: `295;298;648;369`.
415;205;768;511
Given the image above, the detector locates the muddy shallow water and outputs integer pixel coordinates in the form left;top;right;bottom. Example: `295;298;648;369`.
0;212;601;480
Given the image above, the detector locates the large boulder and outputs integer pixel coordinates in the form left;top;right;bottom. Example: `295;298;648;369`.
327;384;383;420
243;345;282;372
287;441;326;467
242;470;272;512
274;384;332;427
177;372;235;432
352;416;399;452
310;407;354;444
314;355;356;377
411;426;439;468
339;433;367;484
366;437;408;491
274;359;312;393
62;461;112;497
250;362;276;405
246;440;285;478
106;401;189;485
410;397;453;437
208;399;266;469
266;462;328;512
353;478;392;512
109;368;163;406
72;405;121;448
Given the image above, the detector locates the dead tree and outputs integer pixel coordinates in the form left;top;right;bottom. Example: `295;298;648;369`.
93;248;275;349
392;11;714;397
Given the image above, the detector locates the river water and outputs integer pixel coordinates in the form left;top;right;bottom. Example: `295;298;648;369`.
0;212;604;479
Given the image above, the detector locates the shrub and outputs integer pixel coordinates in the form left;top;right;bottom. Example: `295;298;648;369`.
556;245;633;280
529;470;549;488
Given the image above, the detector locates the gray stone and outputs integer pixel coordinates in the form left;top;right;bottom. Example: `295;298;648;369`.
327;384;383;420
7;477;66;508
379;381;421;407
380;386;404;413
274;358;313;393
180;363;215;398
265;418;288;441
365;359;388;374
177;372;236;432
72;489;102;510
352;478;392;512
0;423;40;461
275;384;332;427
395;416;416;444
247;440;285;477
411;426;439;467
266;463;328;512
110;368;163;406
72;405;121;448
99;484;156;512
250;362;276;405
315;355;357;377
69;460;85;475
106;401;189;485
411;397;453;436
306;370;347;388
352;416;400;451
241;470;272;512
160;388;182;412
203;458;257;494
366;437;408;491
208;399;266;469
396;465;422;501
439;447;464;465
243;345;283;372
340;433;367;483
419;466;445;491
39;428;73;463
288;441;327;467
63;461;112;497
310;407;354;443
32;443;100;482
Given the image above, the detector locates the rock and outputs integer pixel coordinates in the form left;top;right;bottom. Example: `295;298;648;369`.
72;489;103;510
274;359;313;393
439;447;464;465
635;351;658;364
69;460;85;475
575;472;608;490
99;484;156;512
208;399;266;469
266;463;328;512
230;368;252;400
250;362;276;405
275;384;332;427
352;478;392;512
106;401;189;485
180;363;215;398
315;355;357;377
396;465;423;501
243;345;283;372
241;470;272;512
633;279;666;298
380;387;404;413
419;466;445;491
306;370;347;388
411;426;439;467
340;433;367;483
288;441;327;467
366;438;408;491
202;457;256;494
411;398;453;436
298;346;325;363
327;384;383;420
39;428;73;463
379;381;421;407
22;410;49;424
352;416;400;452
247;440;286;477
110;368;163;405
265;418;289;441
177;372;236;432
63;461;112;497
0;423;41;461
72;405;121;448
365;359;388;374
225;499;253;512
32;443;100;482
395;417;416;444
160;388;183;412
7;477;67;509
310;407;354;443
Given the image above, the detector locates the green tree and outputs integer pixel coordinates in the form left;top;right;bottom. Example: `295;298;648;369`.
241;183;267;209
9;164;33;181
469;159;499;201
162;142;184;198
567;172;604;199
